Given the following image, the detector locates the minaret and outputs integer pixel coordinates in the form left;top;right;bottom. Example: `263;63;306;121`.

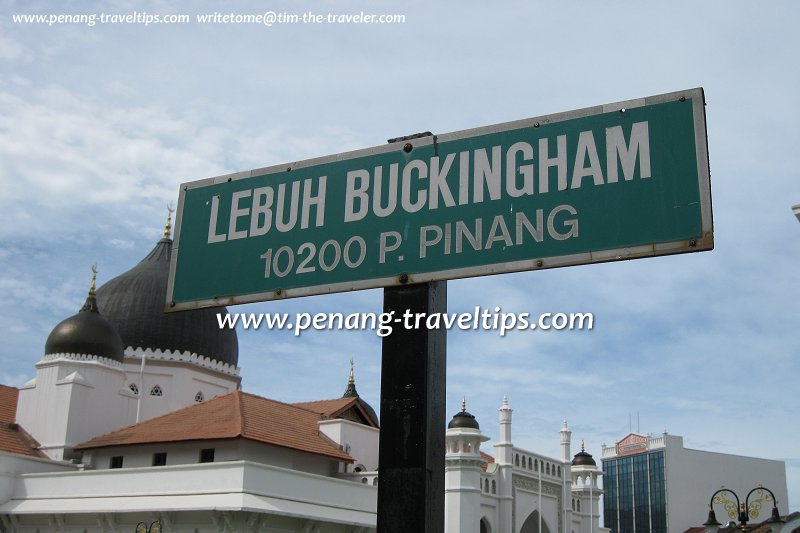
444;398;489;533
496;396;513;464
496;396;514;533
560;419;572;462
561;420;573;533
571;440;603;533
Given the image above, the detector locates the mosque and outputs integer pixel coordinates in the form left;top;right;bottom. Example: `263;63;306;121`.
0;214;605;533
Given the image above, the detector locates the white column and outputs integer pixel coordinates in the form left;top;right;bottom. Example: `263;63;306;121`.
561;421;573;533
496;397;514;533
560;420;571;462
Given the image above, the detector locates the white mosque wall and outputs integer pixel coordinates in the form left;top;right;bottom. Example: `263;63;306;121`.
319;418;380;473
16;356;132;461
121;350;241;423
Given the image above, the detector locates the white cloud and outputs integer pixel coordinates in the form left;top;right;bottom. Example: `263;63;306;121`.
0;33;32;61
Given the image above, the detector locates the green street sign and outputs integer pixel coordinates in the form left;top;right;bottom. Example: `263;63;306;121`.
167;88;712;311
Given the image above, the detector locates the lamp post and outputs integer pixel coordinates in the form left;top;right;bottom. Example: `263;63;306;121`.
703;486;784;530
135;520;161;533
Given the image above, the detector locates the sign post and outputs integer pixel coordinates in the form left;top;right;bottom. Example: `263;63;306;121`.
377;280;446;532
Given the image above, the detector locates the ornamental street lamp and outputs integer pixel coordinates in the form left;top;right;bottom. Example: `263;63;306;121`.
703;486;784;530
135;521;161;533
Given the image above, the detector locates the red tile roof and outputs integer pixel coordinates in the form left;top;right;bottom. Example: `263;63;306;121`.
75;391;353;461
0;424;45;458
480;451;495;471
0;384;19;424
0;385;46;458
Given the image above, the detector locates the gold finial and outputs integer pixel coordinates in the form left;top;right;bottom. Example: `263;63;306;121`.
461;396;467;413
164;203;175;238
349;357;355;384
89;264;98;296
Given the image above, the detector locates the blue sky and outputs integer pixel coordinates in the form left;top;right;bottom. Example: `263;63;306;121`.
1;0;798;514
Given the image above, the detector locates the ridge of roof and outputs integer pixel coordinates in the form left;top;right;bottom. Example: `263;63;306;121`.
292;396;357;414
293;396;379;428
235;389;245;436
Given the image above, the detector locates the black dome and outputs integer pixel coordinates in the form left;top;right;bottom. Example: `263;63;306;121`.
95;238;239;367
572;449;597;467
343;380;379;426
448;409;480;430
45;295;125;362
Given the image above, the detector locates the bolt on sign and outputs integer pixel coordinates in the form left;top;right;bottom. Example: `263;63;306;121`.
166;88;712;311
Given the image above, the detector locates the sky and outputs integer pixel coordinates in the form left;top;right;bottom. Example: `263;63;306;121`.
1;0;798;517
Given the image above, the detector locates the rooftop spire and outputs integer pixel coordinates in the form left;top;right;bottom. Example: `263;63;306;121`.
89;264;97;296
461;396;467;412
500;395;512;412
343;358;359;398
164;203;174;239
80;265;100;313
581;439;586;452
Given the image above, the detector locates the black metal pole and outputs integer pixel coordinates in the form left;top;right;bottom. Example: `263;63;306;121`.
376;281;446;533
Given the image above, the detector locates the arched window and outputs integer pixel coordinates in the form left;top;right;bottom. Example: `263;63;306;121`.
515;453;520;466
491;480;496;494
484;479;490;493
572;498;575;510
361;477;368;484
577;500;581;512
373;478;378;486
128;383;139;395
528;457;533;470
150;385;163;396
558;466;562;477
534;459;538;472
546;463;550;475
194;391;204;403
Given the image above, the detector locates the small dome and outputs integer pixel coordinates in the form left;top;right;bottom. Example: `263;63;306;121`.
96;237;238;366
45;294;125;362
342;359;379;425
448;399;480;430
572;442;596;467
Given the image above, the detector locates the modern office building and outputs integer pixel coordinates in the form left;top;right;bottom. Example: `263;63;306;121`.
601;432;788;533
